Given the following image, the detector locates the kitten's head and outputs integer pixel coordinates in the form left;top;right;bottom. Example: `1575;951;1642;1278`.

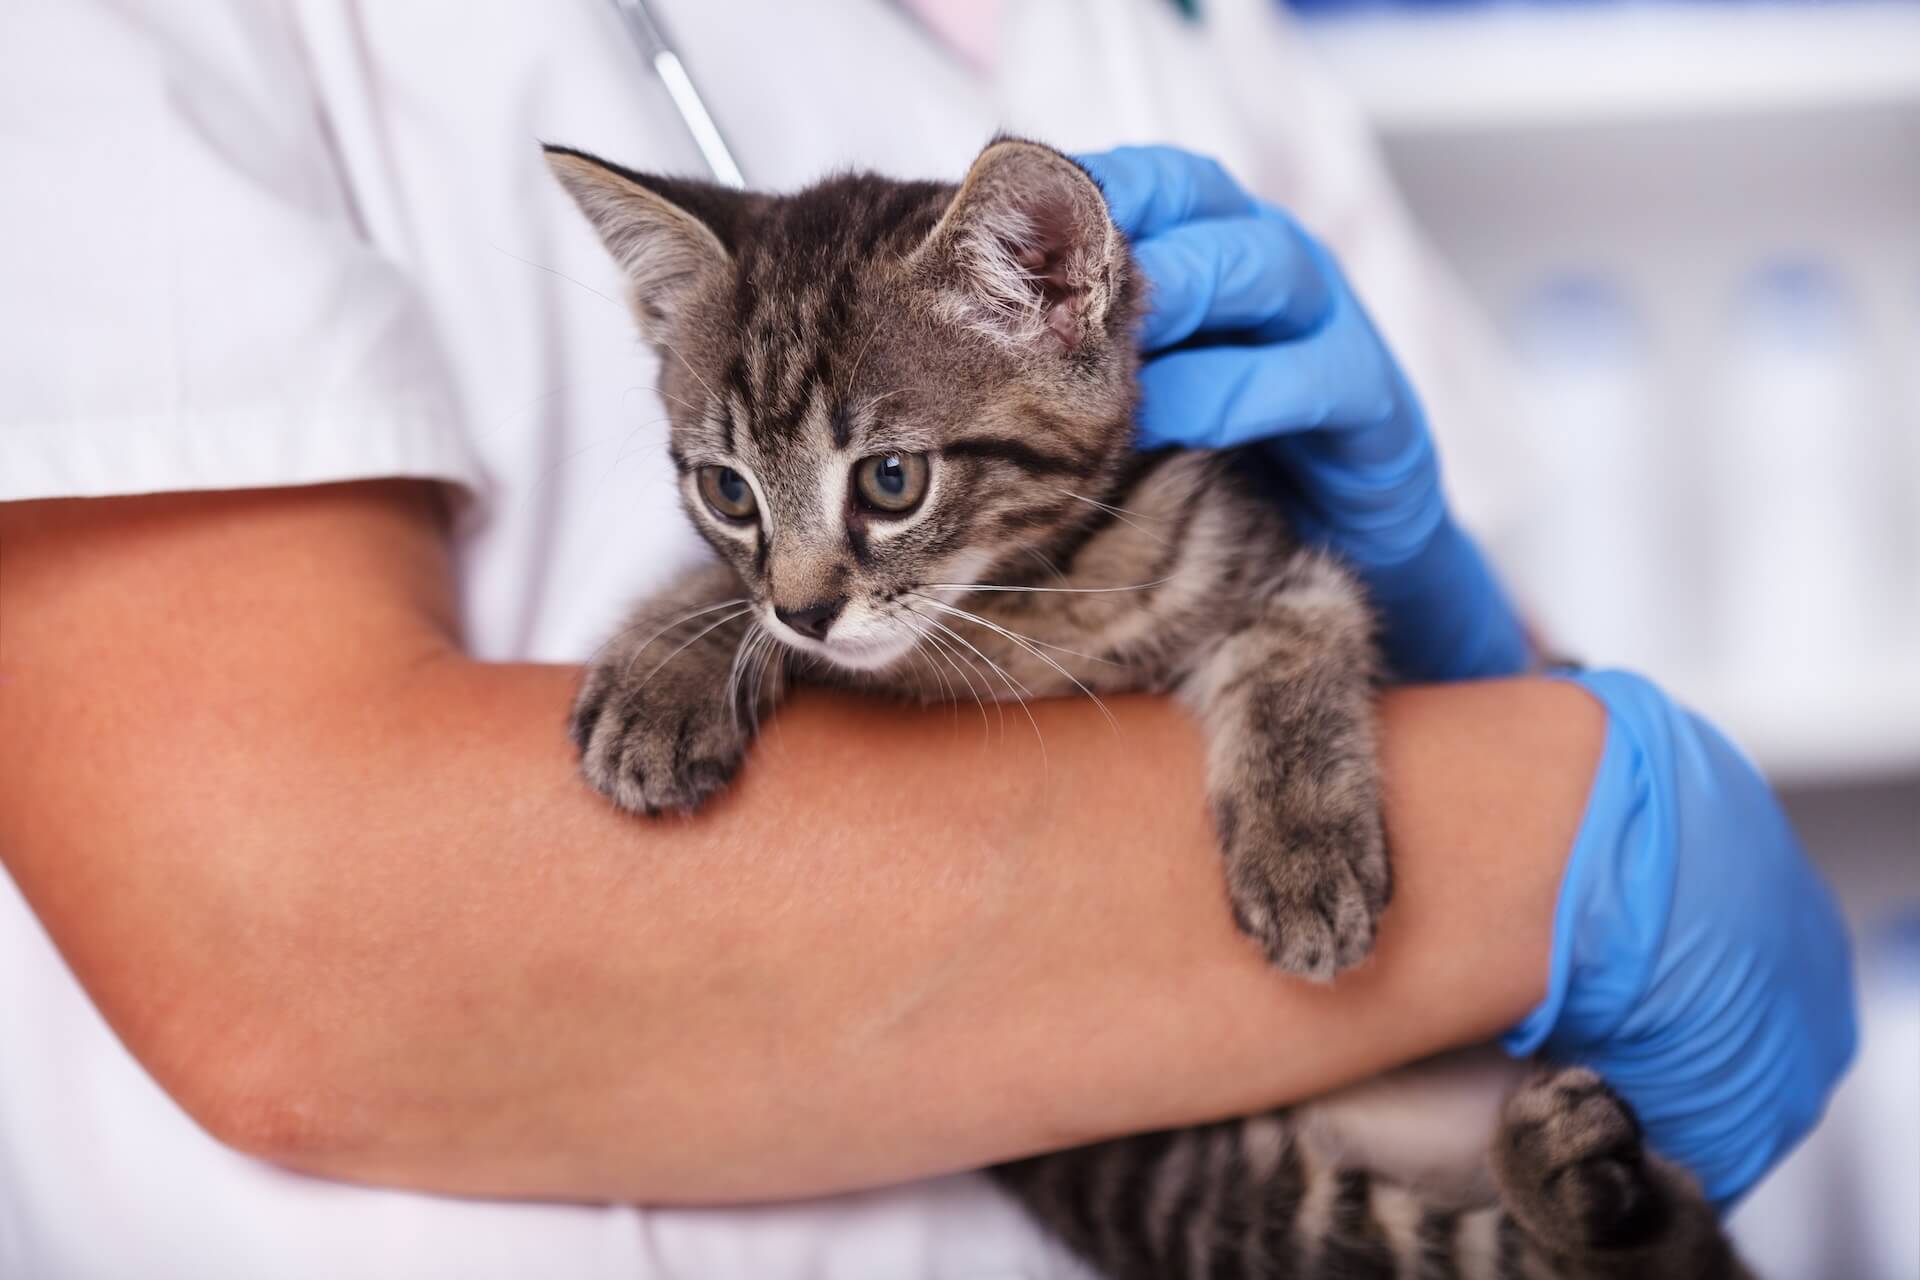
548;138;1141;671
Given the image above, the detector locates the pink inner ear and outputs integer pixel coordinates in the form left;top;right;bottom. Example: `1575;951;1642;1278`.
1045;297;1085;354
1012;226;1089;353
944;143;1112;353
1015;242;1085;353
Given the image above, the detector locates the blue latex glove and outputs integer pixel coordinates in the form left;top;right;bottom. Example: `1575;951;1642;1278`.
1077;146;1529;682
1511;670;1858;1209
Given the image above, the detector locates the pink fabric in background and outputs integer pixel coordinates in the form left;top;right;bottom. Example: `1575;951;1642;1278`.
898;0;1005;71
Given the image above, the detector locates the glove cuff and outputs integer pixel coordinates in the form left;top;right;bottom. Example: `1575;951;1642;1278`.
1504;669;1859;1209
1502;669;1677;1058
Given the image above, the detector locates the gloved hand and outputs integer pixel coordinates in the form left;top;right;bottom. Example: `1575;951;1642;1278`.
1511;669;1857;1209
1077;145;1529;682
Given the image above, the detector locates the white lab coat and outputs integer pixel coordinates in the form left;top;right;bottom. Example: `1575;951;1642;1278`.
0;2;1519;1275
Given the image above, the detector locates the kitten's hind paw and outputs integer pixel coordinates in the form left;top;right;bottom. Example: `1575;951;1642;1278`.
1494;1067;1671;1253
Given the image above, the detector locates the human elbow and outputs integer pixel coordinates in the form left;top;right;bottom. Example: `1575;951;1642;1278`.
149;994;380;1168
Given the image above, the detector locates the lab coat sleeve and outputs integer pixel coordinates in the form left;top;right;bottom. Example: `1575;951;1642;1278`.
0;1;485;504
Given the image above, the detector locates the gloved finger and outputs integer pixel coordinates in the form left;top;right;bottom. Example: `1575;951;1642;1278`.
1075;146;1259;239
1131;213;1334;351
1132;308;1399;451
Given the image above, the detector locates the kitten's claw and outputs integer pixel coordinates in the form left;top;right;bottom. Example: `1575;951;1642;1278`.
1217;798;1388;982
572;666;750;816
1228;862;1374;981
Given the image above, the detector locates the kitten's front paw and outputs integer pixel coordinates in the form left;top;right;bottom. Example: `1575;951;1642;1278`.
1214;795;1389;982
571;661;752;815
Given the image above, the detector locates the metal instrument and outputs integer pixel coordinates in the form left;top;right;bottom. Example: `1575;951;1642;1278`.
606;0;746;187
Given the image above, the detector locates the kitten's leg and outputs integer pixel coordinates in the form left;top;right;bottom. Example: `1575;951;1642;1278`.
1489;1067;1752;1280
572;563;783;815
1178;549;1388;980
996;1112;1494;1280
997;1081;1748;1280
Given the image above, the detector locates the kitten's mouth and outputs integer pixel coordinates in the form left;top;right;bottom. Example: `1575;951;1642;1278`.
765;614;920;673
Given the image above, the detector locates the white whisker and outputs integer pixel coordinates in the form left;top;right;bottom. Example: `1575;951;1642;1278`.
746;630;780;734
1051;487;1169;545
906;626;957;710
908;607;1046;766
634;383;705;416
652;336;722;408
1022;547;1072;589
904;614;992;735
630;604;755;690
722;619;765;733
919;578;1172;596
913;597;1118;732
488;241;622;308
909;593;1120;667
596;597;748;671
907;645;953;713
860;387;911;416
1053;487;1165;522
846;322;884;396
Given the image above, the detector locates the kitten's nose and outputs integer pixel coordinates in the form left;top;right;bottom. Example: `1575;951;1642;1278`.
774;597;845;641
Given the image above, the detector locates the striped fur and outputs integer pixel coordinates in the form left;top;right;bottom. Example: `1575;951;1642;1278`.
548;138;1748;1280
992;1063;1747;1280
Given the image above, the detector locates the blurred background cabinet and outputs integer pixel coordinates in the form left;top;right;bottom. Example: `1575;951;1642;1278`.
1295;4;1918;1273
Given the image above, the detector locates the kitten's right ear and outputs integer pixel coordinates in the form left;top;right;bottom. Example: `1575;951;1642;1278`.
914;138;1122;357
543;144;739;339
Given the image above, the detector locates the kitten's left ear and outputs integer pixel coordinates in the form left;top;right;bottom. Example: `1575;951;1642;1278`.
915;138;1122;356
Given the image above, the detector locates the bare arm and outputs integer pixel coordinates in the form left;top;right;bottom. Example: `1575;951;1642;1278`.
0;481;1600;1203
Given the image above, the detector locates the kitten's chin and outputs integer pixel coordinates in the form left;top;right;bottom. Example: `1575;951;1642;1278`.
777;630;920;675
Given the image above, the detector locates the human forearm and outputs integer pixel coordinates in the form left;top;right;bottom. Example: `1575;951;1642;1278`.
0;484;1599;1202
358;669;1591;1203
9;671;1595;1203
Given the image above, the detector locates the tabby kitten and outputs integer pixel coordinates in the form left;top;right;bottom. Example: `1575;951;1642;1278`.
547;138;1746;1280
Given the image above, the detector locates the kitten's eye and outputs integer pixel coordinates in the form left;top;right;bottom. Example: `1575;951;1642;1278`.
853;452;929;515
698;466;758;521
